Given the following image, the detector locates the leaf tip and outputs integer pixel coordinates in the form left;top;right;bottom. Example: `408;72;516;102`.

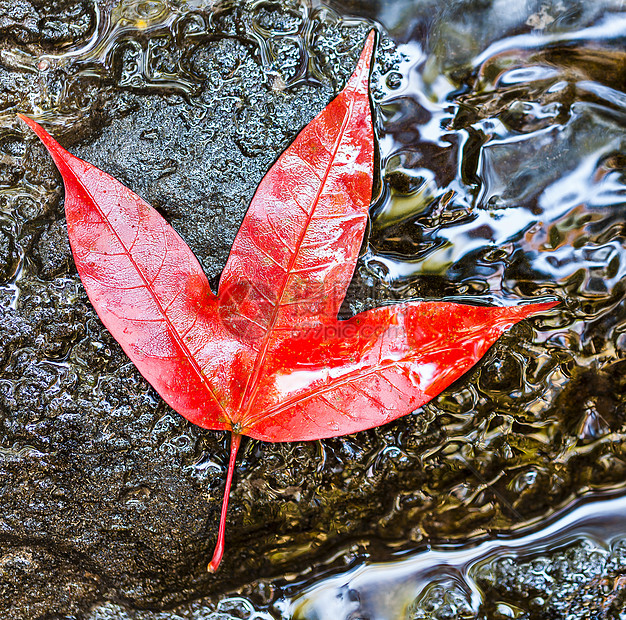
518;299;560;318
16;113;67;165
493;298;559;331
18;114;54;149
348;29;377;92
360;28;377;66
16;112;36;131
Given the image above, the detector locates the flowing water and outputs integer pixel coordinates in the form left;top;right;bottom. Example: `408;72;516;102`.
288;492;626;619
1;0;625;617
86;493;626;617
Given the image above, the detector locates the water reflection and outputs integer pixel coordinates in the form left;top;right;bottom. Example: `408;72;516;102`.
289;493;626;619
4;0;625;615
366;12;626;307
305;1;625;616
83;492;626;618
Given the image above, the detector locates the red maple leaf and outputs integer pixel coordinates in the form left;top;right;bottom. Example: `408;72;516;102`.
18;31;556;571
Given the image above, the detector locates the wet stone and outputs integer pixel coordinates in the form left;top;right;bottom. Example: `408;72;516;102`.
33;218;72;280
0;227;17;282
0;0;397;614
0;0;93;46
36;0;94;45
475;538;626;619
254;3;303;33
0;1;39;43
0;544;102;620
0;69;36;112
0;0;624;618
268;36;303;84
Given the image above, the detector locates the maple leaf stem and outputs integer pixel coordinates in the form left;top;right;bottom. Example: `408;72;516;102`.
208;432;242;573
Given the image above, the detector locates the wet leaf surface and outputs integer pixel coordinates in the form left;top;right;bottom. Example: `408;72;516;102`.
20;31;553;571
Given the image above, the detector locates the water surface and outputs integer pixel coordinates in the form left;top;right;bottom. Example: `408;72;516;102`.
2;0;625;617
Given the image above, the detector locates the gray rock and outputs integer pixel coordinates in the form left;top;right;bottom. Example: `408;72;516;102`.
475;538;626;619
0;0;624;617
0;0;93;45
1;1;398;615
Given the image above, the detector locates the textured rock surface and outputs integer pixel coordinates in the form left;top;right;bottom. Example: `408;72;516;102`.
0;1;402;614
0;0;624;617
475;538;626;620
398;537;626;620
